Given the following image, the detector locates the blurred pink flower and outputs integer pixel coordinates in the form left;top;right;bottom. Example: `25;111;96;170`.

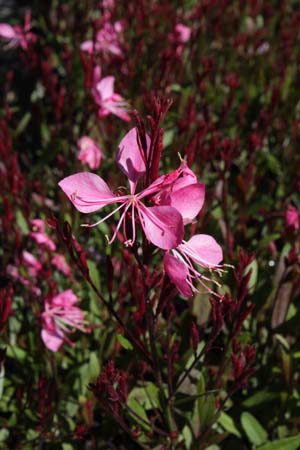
22;250;42;276
175;23;191;44
59;128;186;250
0;11;36;50
80;21;123;57
30;219;56;251
77;136;102;170
51;254;71;276
164;234;223;298
92;66;130;121
41;290;89;352
286;206;300;231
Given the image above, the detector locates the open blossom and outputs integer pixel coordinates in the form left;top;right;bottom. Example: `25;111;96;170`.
51;254;71;276
164;234;223;298
0;11;36;50
91;66;130;121
80;20;123;57
285;206;300;231
41;290;89;352
77;136;102;170
22;250;42;277
175;24;192;44
58;128;207;250
30;219;56;251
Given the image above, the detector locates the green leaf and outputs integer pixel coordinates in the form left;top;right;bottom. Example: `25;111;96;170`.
243;391;278;408
16;112;31;135
127;397;151;431
218;411;241;437
16;210;29;234
257;435;300;450
181;425;193;449
128;383;160;410
241;412;268;447
87;260;101;290
197;374;215;431
163;129;175;148
244;259;258;294
116;334;133;351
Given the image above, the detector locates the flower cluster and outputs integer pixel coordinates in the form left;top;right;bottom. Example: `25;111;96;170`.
59;127;223;297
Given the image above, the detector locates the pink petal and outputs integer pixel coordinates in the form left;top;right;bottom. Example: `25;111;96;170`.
116;128;150;192
52;289;78;307
168;183;205;224
96;76;115;101
30;232;57;251
0;24;17;39
164;253;192;298
58;172;118;213
175;23;192;43
77;136;102;170
179;234;223;268
172;164;198;191
41;328;64;352
102;93;130;122
80;40;94;54
138;205;184;250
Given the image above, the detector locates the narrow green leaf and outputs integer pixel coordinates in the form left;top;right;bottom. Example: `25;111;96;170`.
16;210;29;235
218;411;241;437
116;334;133;351
241;412;268;447
257;435;300;450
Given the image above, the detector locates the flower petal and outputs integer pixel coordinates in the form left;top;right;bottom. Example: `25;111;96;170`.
179;234;223;268
168;183;205;224
0;24;17;39
41;328;64;352
164;252;192;298
116;127;150;192
58;172;118;213
80;40;93;54
96;75;115;101
138;205;184;250
52;289;78;307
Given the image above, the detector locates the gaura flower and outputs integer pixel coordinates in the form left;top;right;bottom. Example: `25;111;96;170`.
58;128;206;250
80;20;123;57
30;219;56;251
285;205;300;231
175;23;192;44
0;10;36;50
91;66;130;122
41;290;89;352
51;254;71;276
22;250;42;276
77;136;102;170
164;234;223;298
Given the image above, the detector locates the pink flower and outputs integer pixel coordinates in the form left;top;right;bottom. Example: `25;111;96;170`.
80;21;123;57
51;254;71;276
0;11;36;50
91;66;130;122
77;136;102;170
22;250;42;276
175;23;192;44
30;219;56;251
59;128;188;250
41;290;89;352
152;162;205;225
164;234;223;298
285;206;300;231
